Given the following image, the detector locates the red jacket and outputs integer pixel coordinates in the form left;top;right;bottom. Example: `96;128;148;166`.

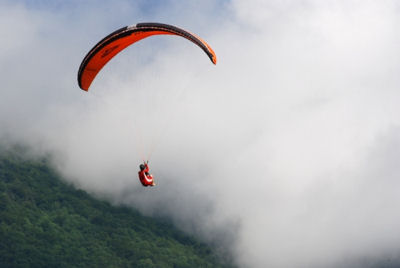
138;163;154;186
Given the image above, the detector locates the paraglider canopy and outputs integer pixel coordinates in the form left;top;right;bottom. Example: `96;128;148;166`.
77;22;217;91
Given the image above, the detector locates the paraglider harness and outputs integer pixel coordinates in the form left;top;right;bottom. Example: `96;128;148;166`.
138;161;155;187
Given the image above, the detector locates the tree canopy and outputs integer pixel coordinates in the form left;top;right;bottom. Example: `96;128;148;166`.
0;147;233;267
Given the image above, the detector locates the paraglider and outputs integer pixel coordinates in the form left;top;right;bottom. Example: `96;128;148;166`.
77;22;217;187
77;22;217;91
138;161;155;187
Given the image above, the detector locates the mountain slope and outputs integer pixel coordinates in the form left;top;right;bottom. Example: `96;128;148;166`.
0;148;232;267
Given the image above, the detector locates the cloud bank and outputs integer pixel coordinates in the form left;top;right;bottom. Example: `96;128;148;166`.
1;0;400;267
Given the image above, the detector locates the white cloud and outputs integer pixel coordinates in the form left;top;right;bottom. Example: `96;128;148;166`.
1;0;400;267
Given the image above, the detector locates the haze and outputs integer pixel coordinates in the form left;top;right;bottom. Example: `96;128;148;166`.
1;1;400;267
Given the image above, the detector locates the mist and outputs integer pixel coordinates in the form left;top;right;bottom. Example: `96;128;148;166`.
1;0;400;267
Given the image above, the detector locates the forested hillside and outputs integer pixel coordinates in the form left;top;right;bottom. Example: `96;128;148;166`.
0;147;233;267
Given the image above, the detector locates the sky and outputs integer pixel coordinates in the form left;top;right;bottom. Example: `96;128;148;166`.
1;0;400;267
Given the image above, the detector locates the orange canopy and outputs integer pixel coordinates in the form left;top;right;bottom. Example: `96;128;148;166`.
78;22;217;91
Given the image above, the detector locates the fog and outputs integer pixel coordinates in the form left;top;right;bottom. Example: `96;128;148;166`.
1;0;400;267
